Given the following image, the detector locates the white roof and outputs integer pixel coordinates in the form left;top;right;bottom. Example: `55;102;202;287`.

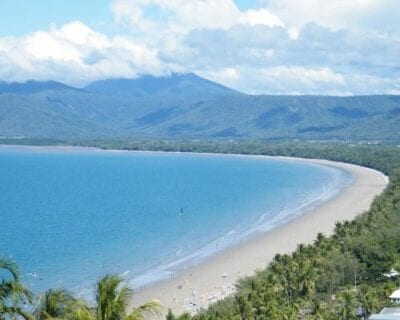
381;308;400;315
384;269;400;278
390;289;400;299
370;308;400;319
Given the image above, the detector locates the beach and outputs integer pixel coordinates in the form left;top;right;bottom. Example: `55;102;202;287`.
132;157;388;315
0;146;389;314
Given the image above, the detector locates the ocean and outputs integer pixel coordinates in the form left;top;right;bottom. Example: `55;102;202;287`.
0;146;352;296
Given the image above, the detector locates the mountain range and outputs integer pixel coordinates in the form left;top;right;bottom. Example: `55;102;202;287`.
1;73;399;142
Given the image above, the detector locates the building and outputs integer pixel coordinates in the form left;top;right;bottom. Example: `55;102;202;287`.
390;290;400;304
383;269;400;279
370;308;400;319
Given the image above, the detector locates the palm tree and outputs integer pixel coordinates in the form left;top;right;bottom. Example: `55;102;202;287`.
34;288;79;320
165;309;191;320
314;233;326;247
82;274;162;320
278;305;298;320
356;285;379;319
296;260;316;300
0;255;33;320
233;295;254;320
308;299;330;320
338;290;356;320
26;273;161;320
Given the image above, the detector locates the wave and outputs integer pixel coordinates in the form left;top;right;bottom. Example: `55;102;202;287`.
126;166;353;290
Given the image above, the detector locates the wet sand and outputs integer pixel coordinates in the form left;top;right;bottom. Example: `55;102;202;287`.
132;157;388;315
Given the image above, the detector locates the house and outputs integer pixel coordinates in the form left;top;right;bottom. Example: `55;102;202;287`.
390;290;400;304
370;307;400;319
383;269;400;279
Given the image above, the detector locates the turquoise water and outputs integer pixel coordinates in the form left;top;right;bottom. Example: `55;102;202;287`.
0;146;351;295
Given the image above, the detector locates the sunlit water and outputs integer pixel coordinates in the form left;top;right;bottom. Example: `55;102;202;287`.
0;146;352;296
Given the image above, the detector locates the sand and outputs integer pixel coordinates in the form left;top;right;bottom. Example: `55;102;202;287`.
0;146;388;315
131;157;388;315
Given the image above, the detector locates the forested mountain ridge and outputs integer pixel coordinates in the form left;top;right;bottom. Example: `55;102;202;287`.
0;73;399;142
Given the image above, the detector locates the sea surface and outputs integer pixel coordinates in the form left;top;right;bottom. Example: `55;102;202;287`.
0;146;352;296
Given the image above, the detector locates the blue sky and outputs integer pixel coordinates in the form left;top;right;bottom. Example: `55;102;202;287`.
0;0;111;36
0;0;258;36
0;0;399;95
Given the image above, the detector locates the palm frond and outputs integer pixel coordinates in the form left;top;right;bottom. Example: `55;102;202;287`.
0;256;20;281
96;274;133;320
68;302;95;320
34;288;78;320
126;300;163;320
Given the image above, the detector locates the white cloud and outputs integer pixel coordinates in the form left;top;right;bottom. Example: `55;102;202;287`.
197;67;240;88
57;21;109;48
200;66;348;95
111;0;241;36
240;9;284;28
0;0;399;95
262;0;400;33
24;31;83;62
260;66;345;86
175;20;400;94
0;21;170;85
201;65;400;96
111;0;283;36
107;0;400;95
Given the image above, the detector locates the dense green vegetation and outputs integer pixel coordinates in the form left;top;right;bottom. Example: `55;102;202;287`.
0;256;32;319
0;257;162;320
0;74;237;139
1;75;399;142
84;140;400;319
122;141;398;319
2;140;400;320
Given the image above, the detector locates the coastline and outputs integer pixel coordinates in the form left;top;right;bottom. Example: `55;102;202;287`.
131;158;388;315
0;145;389;314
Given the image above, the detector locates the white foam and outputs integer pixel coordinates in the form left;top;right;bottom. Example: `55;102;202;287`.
127;166;353;290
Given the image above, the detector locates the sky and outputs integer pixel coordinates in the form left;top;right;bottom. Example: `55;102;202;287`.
0;0;399;95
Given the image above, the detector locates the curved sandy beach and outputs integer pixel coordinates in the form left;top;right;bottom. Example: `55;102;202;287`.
0;146;389;315
132;157;388;315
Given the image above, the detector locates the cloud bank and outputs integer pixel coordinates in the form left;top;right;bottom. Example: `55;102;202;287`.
0;0;399;94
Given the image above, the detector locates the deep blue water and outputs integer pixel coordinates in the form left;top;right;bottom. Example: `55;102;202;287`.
0;146;351;295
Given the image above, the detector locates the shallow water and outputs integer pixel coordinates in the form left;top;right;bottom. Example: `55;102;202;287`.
0;147;352;294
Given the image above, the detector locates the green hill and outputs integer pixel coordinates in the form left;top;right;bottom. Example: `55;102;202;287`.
0;74;399;142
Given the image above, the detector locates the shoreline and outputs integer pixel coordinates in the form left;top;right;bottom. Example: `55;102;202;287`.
131;158;388;315
128;163;351;290
0;144;389;314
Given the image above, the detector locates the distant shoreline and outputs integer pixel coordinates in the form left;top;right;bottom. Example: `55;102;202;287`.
129;157;388;314
0;143;387;173
0;144;389;314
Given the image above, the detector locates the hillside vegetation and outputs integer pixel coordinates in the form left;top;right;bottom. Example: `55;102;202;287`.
1;74;399;142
